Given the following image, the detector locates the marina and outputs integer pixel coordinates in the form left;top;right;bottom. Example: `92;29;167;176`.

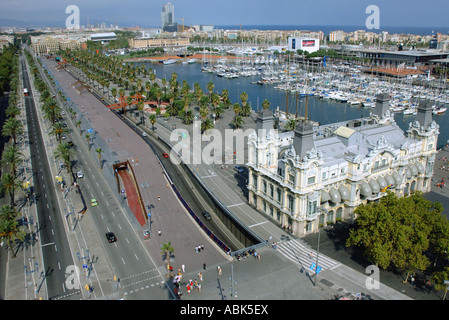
133;57;449;148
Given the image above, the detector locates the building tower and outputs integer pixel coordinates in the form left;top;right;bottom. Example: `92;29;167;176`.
161;3;177;32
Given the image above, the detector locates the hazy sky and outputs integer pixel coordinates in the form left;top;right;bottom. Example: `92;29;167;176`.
1;0;448;28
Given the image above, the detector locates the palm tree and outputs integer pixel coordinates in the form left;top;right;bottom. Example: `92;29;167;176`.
233;103;241;117
85;133;91;149
54;142;75;175
0;218;26;258
51;122;69;143
262;98;271;111
231;115;244;130
160;241;174;276
76;120;82;134
0;204;20;222
285;118;296;131
0;173;21;207
1;145;24;177
96;148;104;169
2;118;24;145
182;109;194;125
137;100;145;125
201;118;214;134
149;114;157;131
206;81;215;101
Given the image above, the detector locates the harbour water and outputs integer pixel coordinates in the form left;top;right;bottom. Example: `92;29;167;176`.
135;61;449;148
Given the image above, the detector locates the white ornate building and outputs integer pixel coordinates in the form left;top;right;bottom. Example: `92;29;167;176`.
247;94;439;236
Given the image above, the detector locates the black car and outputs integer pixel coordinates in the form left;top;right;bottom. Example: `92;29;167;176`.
105;232;117;243
202;211;212;221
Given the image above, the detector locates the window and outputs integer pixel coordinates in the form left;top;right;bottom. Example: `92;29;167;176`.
322;172;327;180
288;196;294;211
289;174;295;183
307;200;317;216
270;185;274;198
277;188;282;202
306;222;312;232
263;181;267;193
327;210;334;223
263;201;266;212
307;176;316;185
269;206;273;217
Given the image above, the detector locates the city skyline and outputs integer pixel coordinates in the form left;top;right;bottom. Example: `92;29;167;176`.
0;0;449;30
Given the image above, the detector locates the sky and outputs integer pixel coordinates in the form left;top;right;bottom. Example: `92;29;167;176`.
1;0;449;29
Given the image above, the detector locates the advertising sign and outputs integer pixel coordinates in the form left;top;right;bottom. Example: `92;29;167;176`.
302;40;315;47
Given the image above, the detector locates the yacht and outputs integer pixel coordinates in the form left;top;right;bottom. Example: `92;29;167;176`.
163;59;177;65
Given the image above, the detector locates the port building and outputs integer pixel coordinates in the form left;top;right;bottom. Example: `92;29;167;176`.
247;94;439;236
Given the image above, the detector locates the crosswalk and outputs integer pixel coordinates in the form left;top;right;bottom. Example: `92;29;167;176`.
276;239;341;274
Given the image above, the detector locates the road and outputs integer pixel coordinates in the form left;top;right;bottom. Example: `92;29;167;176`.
21;54;77;299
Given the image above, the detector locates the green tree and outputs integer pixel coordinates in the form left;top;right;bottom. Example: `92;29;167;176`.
161;241;174;276
262;98;271;111
148;114;157;131
2;118;24;145
285;118;296;131
0;173;21;208
54;142;75;175
346;192;448;282
2;145;24;177
96;148;104;169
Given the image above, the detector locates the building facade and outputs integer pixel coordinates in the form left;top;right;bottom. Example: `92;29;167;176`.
247;94;439;237
162;2;177;32
128;37;189;49
287;37;320;53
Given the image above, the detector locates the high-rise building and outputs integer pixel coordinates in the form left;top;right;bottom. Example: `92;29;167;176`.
161;2;177;32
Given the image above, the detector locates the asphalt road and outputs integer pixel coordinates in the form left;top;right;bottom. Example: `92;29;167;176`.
21;54;76;300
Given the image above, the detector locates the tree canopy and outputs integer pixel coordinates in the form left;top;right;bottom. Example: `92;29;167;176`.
346;192;449;282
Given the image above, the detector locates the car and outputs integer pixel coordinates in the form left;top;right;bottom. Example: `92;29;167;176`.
234;165;244;173
77;171;83;178
163;152;169;158
105;232;117;243
90;198;98;207
202;211;212;221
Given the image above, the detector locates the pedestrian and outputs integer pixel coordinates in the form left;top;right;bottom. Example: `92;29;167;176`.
217;266;222;276
158;195;161;201
186;284;191;294
197;283;202;293
203;262;206;270
195;246;198;253
158;230;161;236
201;244;204;251
182;264;185;273
197;272;203;281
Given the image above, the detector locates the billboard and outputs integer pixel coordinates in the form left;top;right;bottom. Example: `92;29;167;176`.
302;40;316;47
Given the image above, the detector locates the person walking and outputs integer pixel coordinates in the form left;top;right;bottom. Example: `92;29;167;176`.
217;266;222;276
197;272;203;281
